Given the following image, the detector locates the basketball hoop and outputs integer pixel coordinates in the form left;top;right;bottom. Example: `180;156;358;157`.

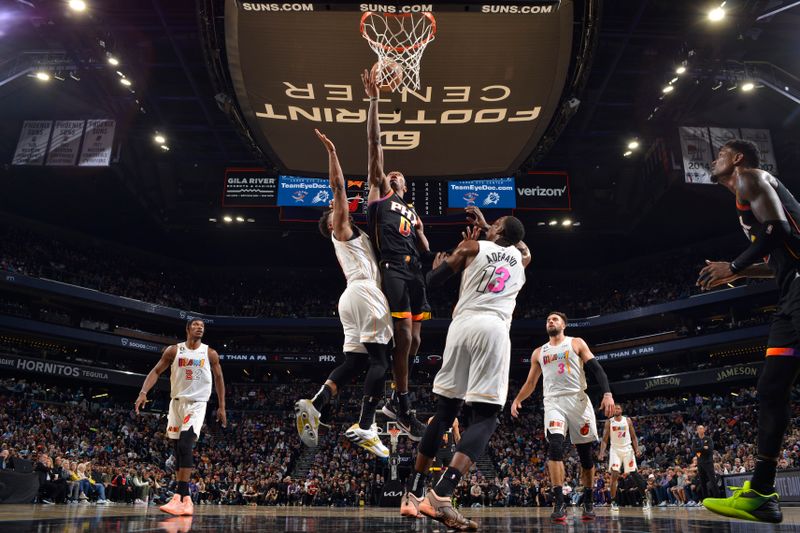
388;427;402;446
360;11;437;92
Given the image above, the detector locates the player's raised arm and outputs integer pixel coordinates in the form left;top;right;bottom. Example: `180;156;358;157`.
208;348;226;428
362;69;389;203
425;226;481;289
315;129;352;241
135;345;176;414
511;348;542;418
572;337;614;417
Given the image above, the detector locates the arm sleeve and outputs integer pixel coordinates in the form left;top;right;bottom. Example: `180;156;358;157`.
584;358;611;394
730;219;792;273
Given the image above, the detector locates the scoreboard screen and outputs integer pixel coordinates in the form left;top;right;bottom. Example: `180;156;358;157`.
408;179;447;217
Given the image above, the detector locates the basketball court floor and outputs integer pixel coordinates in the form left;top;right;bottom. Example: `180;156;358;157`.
1;505;799;532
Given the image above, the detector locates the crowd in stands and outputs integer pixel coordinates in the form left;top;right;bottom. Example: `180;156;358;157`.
3;374;800;509
0;222;769;320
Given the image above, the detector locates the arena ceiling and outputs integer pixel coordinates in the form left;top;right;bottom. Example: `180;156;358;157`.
0;0;799;265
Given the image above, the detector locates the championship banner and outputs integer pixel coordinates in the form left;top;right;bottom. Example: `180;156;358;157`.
224;1;572;177
11;120;53;166
740;128;779;175
222;168;278;207
448;177;515;209
78;119;116;167
514;171;570;210
708;127;740;155
678;126;714;184
276;175;333;207
46;120;85;167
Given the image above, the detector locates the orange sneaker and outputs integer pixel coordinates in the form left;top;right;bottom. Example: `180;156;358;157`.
400;492;423;518
419;489;478;531
181;496;194;516
159;494;184;516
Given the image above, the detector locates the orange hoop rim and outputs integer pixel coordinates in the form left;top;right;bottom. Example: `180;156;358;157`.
387;428;402;438
360;11;437;53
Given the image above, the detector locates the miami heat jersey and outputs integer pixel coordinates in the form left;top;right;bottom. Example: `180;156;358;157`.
452;241;525;323
331;228;380;286
170;342;212;401
610;416;632;450
736;176;800;295
367;191;420;261
536;336;587;398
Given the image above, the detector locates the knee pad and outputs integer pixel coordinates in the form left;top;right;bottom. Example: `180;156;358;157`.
176;430;196;469
455;402;500;462
419;395;463;458
575;442;594;469
546;432;566;461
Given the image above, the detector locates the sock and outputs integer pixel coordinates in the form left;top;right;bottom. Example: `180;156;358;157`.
407;470;429;498
583;487;593;504
398;391;411;414
311;384;333;413
553;486;564;505
751;458;778;494
358;396;380;430
177;481;189;498
433;466;462;498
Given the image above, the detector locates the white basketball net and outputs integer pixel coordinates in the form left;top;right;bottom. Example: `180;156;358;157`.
360;11;437;92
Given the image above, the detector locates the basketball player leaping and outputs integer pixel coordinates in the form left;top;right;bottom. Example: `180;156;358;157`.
362;68;430;440
697;139;800;524
400;211;530;531
599;404;647;511
511;312;615;522
135;319;226;516
294;129;393;459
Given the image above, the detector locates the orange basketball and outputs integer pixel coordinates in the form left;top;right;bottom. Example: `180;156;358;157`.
371;60;403;92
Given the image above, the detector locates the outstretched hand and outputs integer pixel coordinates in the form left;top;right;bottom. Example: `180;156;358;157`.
432;251;449;270
460;225;482;243
696;260;740;291
361;68;380;99
465;206;489;231
314;129;336;152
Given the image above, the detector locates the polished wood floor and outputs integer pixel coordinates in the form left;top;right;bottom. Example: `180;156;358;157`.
1;504;798;531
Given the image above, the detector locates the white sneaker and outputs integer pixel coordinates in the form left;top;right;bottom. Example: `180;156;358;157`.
134;498;146;505
610;502;619;512
294;399;321;447
97;499;108;505
345;423;390;458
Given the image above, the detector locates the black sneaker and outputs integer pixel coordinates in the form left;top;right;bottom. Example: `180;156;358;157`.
381;394;400;421
582;499;596;520
551;502;567;521
397;410;426;442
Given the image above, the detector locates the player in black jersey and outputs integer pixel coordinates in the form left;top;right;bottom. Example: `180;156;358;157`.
362;68;430;440
697;139;800;524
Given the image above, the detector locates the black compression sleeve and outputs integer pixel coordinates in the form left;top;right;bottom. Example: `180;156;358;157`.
425;261;457;288
584;358;611;394
730;219;792;274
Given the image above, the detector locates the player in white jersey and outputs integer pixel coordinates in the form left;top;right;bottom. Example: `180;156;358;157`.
599;404;644;511
134;319;226;516
400;207;530;531
511;312;615;522
294;129;393;459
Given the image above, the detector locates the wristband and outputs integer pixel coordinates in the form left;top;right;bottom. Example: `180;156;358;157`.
729;261;742;274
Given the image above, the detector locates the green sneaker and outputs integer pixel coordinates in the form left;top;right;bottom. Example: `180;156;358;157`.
702;481;782;523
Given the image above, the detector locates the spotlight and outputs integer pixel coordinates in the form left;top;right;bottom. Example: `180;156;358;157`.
624;150;633;157
662;85;674;94
235;216;245;222
741;82;755;92
120;78;131;87
116;71;124;77
537;222;546;226
160;145;169;151
107;56;119;66
68;0;87;12
627;140;639;150
246;218;255;223
548;220;558;226
676;66;686;75
223;216;233;223
153;134;166;144
708;6;725;22
573;222;581;227
35;71;50;81
561;219;572;227
670;77;678;84
208;218;217;222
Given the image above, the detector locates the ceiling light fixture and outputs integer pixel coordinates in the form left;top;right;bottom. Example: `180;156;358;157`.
153;134;166;144
120;78;131;87
35;71;50;81
235;216;245;222
562;219;572;227
627;140;639;150
741;81;755;92
223;216;233;223
623;150;633;157
160;145;169;151
68;0;87;12
107;56;119;66
662;85;674;94
708;6;725;22
676;66;686;75
548;220;558;226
